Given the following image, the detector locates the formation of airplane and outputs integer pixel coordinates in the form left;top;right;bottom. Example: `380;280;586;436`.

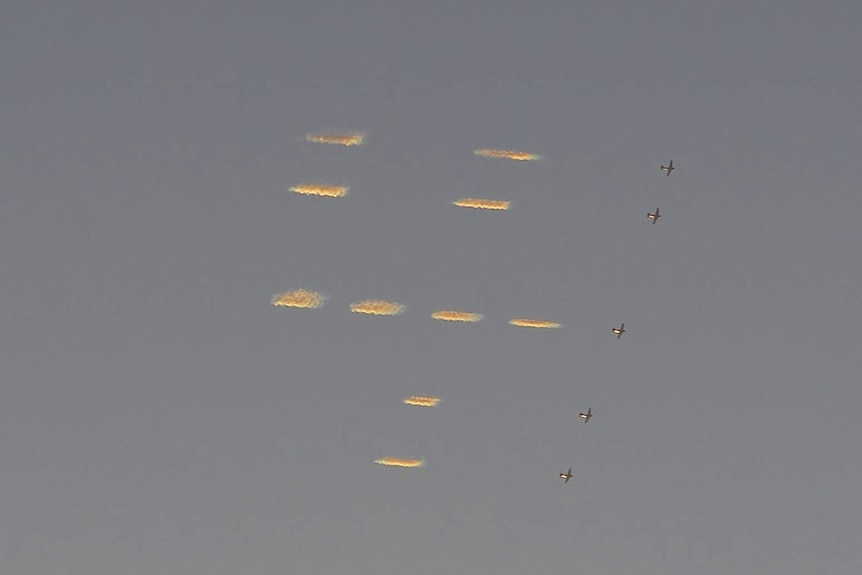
555;163;669;484
558;161;672;484
660;160;675;176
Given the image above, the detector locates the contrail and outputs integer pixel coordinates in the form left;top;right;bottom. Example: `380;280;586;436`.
474;148;542;161
305;131;366;146
271;289;327;309
431;310;483;323
350;300;405;316
452;198;511;211
403;396;441;407
375;456;425;468
509;318;562;329
290;183;350;198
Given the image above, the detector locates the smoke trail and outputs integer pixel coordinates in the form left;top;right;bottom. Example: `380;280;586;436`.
375;456;425;468
350;300;405;316
509;318;562;329
474;148;542;161
431;310;483;323
305;132;366;146
271;289;327;309
452;198;511;211
403;396;441;407
290;184;350;198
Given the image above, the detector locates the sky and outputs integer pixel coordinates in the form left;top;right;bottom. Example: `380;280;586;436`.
1;1;861;573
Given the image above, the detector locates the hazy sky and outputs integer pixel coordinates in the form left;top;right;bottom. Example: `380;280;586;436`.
2;1;861;573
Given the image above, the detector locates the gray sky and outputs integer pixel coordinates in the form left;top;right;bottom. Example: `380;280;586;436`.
2;1;861;573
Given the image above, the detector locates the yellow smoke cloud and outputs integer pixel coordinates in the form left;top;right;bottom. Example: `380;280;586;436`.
509;318;562;329
290;183;350;198
350;300;405;316
403;396;441;407
305;132;366;146
474;148;542;161
270;289;327;309
431;310;483;323
453;198;511;211
375;456;425;468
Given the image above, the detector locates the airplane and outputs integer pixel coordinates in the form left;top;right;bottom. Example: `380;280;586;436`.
648;207;661;224
559;468;573;484
612;323;626;339
660;160;675;176
579;408;593;423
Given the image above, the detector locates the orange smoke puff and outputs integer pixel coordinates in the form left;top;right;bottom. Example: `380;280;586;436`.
271;289;327;309
452;198;511;211
375;456;425;468
403;396;441;407
508;318;562;329
474;148;542;161
305;132;366;146
350;300;405;316
290;183;350;198
431;310;483;323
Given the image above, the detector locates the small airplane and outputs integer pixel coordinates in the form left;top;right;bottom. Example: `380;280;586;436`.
559;468;573;484
647;207;661;224
660;160;675;176
579;408;593;423
612;323;626;339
